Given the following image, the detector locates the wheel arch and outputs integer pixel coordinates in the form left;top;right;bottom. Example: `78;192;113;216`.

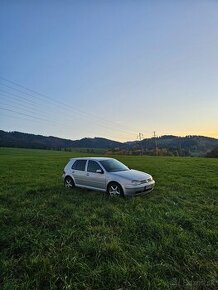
106;180;124;195
64;175;75;184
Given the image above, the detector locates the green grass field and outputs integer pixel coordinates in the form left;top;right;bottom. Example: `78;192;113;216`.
0;148;217;289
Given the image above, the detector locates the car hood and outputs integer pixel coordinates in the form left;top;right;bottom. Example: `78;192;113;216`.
110;169;151;181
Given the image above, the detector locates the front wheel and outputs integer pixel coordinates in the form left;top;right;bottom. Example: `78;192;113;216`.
64;176;75;189
107;182;124;197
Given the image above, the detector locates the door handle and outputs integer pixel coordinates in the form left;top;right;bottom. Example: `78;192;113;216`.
72;170;75;173
86;173;89;176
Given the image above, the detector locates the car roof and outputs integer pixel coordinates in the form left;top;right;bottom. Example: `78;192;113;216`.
70;157;113;161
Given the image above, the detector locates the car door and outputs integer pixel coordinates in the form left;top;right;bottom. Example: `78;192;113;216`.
71;159;87;186
86;160;106;190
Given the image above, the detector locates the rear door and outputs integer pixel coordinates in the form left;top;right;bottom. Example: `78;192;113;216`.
71;159;87;186
86;160;106;190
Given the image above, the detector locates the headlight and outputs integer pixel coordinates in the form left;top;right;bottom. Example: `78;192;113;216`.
131;180;141;186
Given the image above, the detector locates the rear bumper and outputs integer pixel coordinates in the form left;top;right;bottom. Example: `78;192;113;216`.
124;180;155;196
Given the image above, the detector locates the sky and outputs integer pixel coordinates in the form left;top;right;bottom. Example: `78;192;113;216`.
0;0;218;142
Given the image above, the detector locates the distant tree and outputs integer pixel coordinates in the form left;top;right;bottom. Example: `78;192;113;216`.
206;147;218;158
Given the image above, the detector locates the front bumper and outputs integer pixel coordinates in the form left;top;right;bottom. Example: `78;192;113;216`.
124;180;155;196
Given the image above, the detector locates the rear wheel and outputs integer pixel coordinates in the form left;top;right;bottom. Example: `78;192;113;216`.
107;182;124;197
64;176;74;188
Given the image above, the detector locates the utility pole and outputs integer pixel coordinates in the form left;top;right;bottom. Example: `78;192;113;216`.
137;133;144;155
153;131;158;156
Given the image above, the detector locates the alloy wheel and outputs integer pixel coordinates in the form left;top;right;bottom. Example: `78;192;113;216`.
65;177;73;188
109;184;121;196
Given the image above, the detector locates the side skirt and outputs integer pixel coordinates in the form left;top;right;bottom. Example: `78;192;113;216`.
74;184;106;193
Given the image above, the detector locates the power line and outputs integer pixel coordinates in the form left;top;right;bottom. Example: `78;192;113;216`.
0;89;43;107
0;95;128;137
0;103;112;136
0;89;90;123
0;94;135;138
0;104;135;140
0;97;50;118
0;107;132;141
0;90;86;123
0;107;54;123
0;76;138;135
0;82;136;137
0;92;48;110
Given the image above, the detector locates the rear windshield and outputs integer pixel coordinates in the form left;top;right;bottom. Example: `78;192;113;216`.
99;159;129;172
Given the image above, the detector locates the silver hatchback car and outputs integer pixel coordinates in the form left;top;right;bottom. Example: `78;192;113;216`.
63;157;155;197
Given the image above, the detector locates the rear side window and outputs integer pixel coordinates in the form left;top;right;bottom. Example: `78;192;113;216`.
87;160;102;173
72;160;87;171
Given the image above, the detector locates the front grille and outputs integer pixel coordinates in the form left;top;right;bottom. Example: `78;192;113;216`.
140;180;147;184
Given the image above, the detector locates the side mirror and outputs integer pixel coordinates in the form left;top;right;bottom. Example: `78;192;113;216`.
96;169;103;174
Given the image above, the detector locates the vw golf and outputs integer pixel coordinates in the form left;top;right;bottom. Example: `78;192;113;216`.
63;157;155;197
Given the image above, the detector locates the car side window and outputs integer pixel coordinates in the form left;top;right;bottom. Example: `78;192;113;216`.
87;160;102;173
72;160;87;171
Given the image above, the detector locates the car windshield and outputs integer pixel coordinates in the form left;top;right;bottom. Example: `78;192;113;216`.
99;159;129;172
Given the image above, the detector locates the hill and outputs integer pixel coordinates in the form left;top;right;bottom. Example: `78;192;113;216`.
0;130;122;150
0;130;218;156
139;135;218;156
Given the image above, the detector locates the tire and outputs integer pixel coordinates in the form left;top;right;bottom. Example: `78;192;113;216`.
107;182;124;197
64;176;75;189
